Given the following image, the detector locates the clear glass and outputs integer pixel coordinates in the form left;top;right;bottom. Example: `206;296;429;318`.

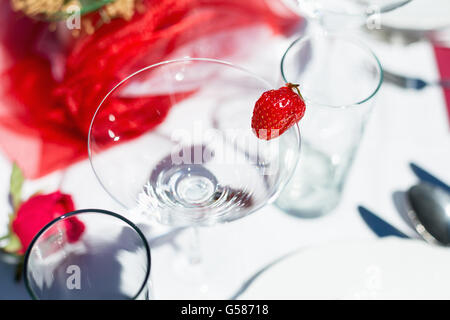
282;0;413;30
87;58;300;298
277;34;383;217
24;209;152;300
88;58;300;226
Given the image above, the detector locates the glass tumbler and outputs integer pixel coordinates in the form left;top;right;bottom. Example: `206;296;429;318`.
276;34;383;217
24;209;151;300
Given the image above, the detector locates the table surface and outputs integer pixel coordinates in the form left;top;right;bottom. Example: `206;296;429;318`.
0;25;449;299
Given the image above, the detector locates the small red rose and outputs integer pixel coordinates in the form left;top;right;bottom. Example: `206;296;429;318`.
11;191;85;254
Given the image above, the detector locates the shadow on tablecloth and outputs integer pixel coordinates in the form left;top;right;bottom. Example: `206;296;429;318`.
0;261;29;299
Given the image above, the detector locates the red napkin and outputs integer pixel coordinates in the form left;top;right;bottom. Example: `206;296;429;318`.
433;45;450;124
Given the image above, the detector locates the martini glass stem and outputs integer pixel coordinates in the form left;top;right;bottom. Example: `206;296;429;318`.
186;227;202;265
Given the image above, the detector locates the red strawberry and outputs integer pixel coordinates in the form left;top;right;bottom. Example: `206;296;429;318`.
251;83;306;140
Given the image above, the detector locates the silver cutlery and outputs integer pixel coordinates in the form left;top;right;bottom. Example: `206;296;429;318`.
407;182;450;245
409;162;450;193
358;206;409;239
361;163;450;245
383;69;450;90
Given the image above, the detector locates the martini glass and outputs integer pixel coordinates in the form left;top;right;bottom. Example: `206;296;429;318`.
88;58;300;298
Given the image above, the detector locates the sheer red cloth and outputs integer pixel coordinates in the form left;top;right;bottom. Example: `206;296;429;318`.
0;0;301;178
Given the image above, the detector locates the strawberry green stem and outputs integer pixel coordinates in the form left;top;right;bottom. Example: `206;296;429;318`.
286;83;304;101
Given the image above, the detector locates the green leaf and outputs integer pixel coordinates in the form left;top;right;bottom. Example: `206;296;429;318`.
44;0;115;21
79;0;115;15
1;212;23;254
1;164;25;254
7;212;15;233
3;233;21;254
9;163;24;212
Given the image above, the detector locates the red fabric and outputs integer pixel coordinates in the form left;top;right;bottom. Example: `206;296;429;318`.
433;45;450;125
11;191;84;254
0;0;301;178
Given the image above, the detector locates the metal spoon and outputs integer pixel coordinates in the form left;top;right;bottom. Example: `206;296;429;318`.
407;182;450;245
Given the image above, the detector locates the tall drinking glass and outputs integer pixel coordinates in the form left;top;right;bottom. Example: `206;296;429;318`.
24;209;151;300
277;34;383;217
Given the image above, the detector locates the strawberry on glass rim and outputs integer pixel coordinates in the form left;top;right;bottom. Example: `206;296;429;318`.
251;83;306;140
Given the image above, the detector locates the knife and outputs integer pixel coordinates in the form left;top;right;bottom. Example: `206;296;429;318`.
410;163;450;193
383;69;450;90
358;206;410;239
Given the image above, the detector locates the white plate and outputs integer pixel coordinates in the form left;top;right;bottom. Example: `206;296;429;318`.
239;238;450;299
381;0;450;31
282;0;450;31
